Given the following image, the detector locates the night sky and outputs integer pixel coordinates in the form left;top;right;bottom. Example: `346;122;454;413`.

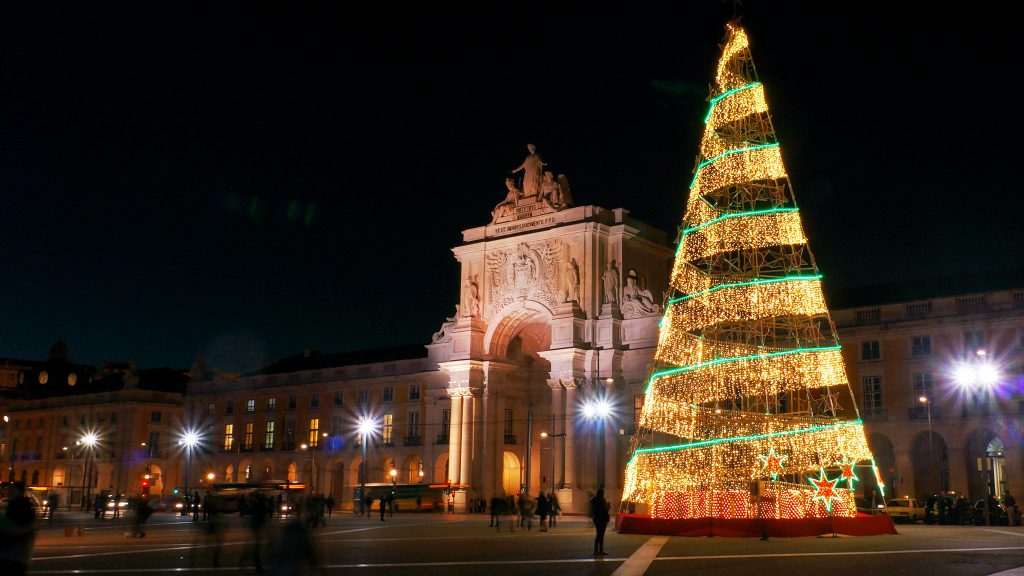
1;4;1019;373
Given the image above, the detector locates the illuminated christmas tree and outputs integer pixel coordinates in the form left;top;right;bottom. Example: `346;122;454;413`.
621;22;882;520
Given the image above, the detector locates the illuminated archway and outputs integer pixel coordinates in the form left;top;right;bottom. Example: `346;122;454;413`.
502;451;521;496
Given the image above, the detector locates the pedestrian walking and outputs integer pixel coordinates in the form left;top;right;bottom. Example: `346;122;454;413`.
489;496;502;527
203;491;212;522
129;497;155;538
590;489;610;556
536;492;549;532
326;495;335;517
239;492;268;572
0;481;38;576
379;496;386;521
549;492;560;528
46;493;60;525
365;496;374;518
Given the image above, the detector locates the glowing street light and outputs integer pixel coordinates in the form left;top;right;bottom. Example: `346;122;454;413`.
80;432;99;512
357;417;377;515
581;396;614;489
179;429;200;499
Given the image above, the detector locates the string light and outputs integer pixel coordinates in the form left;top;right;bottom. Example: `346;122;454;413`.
623;21;879;520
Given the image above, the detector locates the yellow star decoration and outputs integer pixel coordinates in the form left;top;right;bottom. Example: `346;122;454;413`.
808;468;842;513
838;461;858;488
758;448;787;480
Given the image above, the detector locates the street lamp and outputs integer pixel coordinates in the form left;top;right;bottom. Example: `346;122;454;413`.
582;396;613;489
357;417;377;516
80;432;99;512
179;429;200;500
540;431;566;495
390;468;398;510
952;348;1001;525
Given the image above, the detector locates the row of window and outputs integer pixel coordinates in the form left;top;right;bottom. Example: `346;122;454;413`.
859;331;994;361
3;411;131;433
209;385;422;417
218;408;529;451
860;372;994;414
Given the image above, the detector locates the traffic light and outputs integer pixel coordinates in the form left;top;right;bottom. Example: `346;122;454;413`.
140;478;150;498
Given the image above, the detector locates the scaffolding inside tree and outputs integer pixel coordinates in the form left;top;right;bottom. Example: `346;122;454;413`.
621;22;883;520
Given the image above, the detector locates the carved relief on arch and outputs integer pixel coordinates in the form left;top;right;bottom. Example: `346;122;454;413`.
485;241;562;320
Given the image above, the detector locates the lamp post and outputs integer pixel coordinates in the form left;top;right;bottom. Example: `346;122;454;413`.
357;417;377;516
179;429;200;502
540;431;566;495
953;348;1001;526
582;396;612;489
80;432;98;512
919;395;935;493
4;415;12;482
389;467;397;513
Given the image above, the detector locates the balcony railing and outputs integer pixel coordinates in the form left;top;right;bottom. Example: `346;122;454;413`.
404;436;423;446
436;434;449;445
503;434;517;445
860;408;888;420
908;406;940;420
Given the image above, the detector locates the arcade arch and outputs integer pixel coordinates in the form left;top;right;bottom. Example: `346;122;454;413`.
502;451;521;496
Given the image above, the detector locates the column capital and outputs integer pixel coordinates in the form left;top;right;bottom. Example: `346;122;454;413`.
562;378;581;390
447;387;482;398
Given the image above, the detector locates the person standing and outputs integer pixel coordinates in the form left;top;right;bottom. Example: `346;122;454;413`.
326;495;335;517
0;482;38;576
590;489;611;556
379;496;386;522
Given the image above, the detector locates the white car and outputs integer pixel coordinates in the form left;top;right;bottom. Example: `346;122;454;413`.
886;497;925;523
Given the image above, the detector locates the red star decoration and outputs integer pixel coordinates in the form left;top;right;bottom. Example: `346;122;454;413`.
838;461;859;484
758;448;787;480
808;468;842;512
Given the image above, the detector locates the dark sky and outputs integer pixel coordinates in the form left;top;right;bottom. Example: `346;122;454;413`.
1;4;1019;372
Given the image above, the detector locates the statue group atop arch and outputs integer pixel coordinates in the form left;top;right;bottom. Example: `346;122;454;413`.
491;143;573;224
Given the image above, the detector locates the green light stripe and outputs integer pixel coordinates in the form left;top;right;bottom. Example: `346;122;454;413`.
644;345;841;394
668;275;822;305
689;142;780;189
703;82;762;124
628;420;864;464
680;206;798;238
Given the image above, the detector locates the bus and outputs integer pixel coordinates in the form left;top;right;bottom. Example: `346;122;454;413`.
354;482;451;513
210;481;303;514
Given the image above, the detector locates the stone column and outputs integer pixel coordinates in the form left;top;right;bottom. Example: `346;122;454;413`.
604;380;619;491
460;390;475;489
563;380;578;488
548;380;564;488
448;393;463;484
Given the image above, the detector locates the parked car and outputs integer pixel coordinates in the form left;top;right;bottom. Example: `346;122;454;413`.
973;499;1009;526
886;497;925;523
856;497;888;516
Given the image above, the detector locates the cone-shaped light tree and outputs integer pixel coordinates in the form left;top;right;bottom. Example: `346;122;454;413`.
621;22;882;520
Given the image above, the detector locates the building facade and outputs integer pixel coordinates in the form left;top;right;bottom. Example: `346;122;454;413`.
835;288;1024;503
188;179;674;513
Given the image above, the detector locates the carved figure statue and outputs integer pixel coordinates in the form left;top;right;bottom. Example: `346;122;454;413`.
511;143;545;197
540;171;559;209
468;276;481;317
563;257;581;303
556;173;573;207
623;269;658;313
602;260;620;305
491;178;521;222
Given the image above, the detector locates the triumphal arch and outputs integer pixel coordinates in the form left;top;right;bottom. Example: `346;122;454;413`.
431;144;673;512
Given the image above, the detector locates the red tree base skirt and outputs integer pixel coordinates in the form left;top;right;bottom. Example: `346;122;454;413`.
615;513;896;537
